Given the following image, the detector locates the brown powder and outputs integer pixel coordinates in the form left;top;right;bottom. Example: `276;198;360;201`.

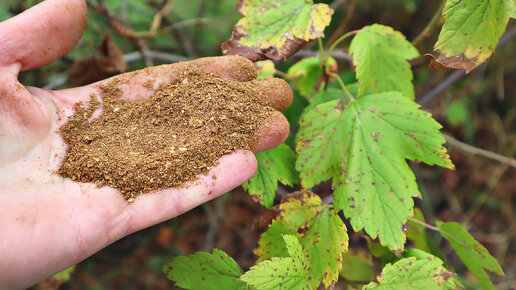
58;68;273;201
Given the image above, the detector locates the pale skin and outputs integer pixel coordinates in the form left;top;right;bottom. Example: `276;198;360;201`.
0;0;292;288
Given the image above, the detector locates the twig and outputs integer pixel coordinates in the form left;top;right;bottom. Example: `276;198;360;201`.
201;195;228;251
119;0;129;24
137;39;153;67
92;0;175;40
273;69;290;80
330;0;348;10
42;51;191;90
417;70;465;105
326;0;356;48
443;133;516;169
461;144;516;226
295;49;353;62
148;0;174;36
123;50;191;63
158;18;210;34
192;0;207;50
407;217;439;231
417;25;516;105
411;0;446;47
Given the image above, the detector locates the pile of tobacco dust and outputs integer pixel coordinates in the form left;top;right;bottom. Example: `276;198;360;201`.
58;67;274;201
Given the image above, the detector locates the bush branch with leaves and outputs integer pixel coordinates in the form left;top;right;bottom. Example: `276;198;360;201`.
163;0;514;289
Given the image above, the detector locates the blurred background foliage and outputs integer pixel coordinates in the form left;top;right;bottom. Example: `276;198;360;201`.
1;0;515;289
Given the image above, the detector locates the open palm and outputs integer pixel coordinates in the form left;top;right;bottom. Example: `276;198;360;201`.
0;1;291;288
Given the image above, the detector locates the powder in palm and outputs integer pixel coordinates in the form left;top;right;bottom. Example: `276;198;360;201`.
58;68;273;201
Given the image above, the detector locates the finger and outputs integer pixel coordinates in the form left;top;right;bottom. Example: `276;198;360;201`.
0;0;87;71
75;55;258;102
113;150;257;235
51;56;263;113
252;111;290;153
0;65;52;165
190;55;257;81
249;78;293;111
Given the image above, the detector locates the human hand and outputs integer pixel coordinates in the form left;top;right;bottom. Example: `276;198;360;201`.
0;0;292;288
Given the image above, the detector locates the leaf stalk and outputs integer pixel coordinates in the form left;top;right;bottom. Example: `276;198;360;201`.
331;73;355;101
407;217;439;231
324;30;359;68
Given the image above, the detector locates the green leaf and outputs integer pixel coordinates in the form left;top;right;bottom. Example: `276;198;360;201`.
364;249;457;289
436;221;504;289
243;144;298;208
296;92;453;252
287;56;337;98
222;0;333;61
349;24;419;99
445;99;469;126
163;249;247;290
52;265;76;281
434;0;513;72
368;241;398;267
341;251;375;283
509;0;516;18
255;60;276;79
241;235;310;289
256;191;349;288
301;88;352;118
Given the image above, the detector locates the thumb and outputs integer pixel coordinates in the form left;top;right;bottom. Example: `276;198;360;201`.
0;0;87;165
0;0;87;71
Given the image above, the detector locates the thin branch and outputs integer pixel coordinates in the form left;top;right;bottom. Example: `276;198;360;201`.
326;0;356;48
411;0;446;47
43;51;191;90
330;0;348;10
92;0;176;40
295;49;353;62
137;39;153;67
462;160;511;226
407;217;439;231
158;18;210;34
149;0;174;35
417;70;465;105
202;195;227;251
417;25;516;105
123;50;191;63
444;133;516;169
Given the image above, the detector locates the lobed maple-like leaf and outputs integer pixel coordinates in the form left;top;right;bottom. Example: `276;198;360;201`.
255;191;349;288
243;144;298;208
300;86;357;120
349;24;419;99
221;0;333;61
296;92;453;252
437;221;504;290
162;249;246;290
433;0;514;72
241;235;310;289
364;249;457;289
